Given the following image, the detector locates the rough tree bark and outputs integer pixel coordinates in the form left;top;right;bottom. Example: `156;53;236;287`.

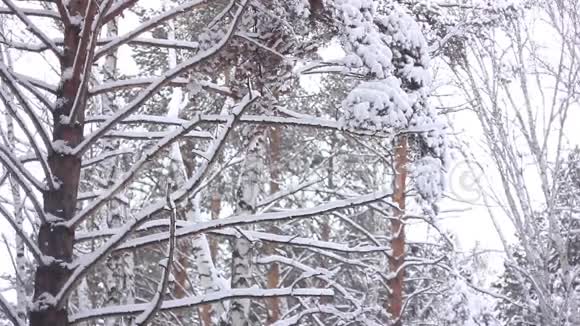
30;1;96;326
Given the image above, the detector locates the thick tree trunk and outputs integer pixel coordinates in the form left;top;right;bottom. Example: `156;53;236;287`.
387;136;408;326
29;2;95;325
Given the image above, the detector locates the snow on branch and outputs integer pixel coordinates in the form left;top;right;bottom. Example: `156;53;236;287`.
74;0;248;156
337;0;393;78
103;130;213;141
0;63;53;152
256;255;359;306
3;37;201;55
0;6;60;19
256;178;323;209
94;0;208;60
89;77;235;98
202;114;387;137
134;190;177;326
0;145;46;191
85;109;443;142
57;94;257;305
69;288;334;324
2;0;62;58
68;116;205;229
270;305;360;326
0;203;43;264
212;229;392;255
80;148;134;169
118;190;393;251
11;73;56;110
0;85;53;186
0;150;47;223
78;222;391;256
109;36;200;51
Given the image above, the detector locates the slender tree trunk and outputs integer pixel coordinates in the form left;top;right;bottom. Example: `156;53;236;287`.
193;231;226;325
100;18;134;326
387;135;408;326
8;109;27;323
1;39;27;322
165;20;190;305
226;127;266;326
30;2;95;325
265;126;281;324
178;153;227;325
166;21;226;320
190;193;226;325
199;191;222;325
210;192;221;260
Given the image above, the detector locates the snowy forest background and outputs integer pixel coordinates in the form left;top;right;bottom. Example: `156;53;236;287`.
0;0;578;325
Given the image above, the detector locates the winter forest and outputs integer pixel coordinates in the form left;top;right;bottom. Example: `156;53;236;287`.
0;0;578;325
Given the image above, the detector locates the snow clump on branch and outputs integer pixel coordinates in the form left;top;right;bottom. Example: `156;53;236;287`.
337;0;449;209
